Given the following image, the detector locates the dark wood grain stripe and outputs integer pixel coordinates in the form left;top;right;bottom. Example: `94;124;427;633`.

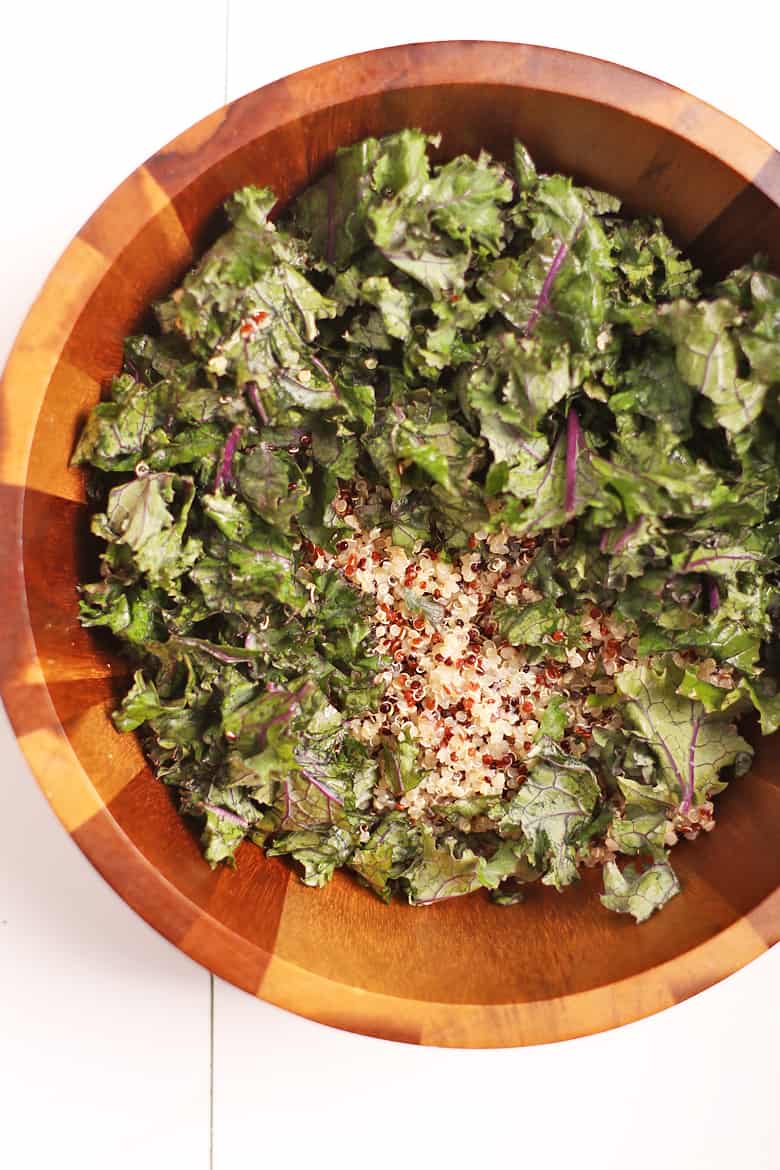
101;769;291;990
72;793;203;950
62;700;146;805
22;493;114;682
689;151;780;276
4;675;125;737
26;358;99;503
180;843;292;992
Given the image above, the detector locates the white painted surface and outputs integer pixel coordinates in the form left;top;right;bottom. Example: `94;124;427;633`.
0;707;210;1170
2;4;779;1168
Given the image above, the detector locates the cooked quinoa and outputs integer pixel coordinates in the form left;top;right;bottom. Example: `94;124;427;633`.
73;129;780;922
319;498;623;812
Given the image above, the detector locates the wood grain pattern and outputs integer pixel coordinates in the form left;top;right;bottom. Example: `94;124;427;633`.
1;41;779;1047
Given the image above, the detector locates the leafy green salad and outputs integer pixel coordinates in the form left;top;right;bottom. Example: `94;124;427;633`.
73;130;780;922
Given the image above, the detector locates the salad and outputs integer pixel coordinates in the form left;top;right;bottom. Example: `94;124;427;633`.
73;130;780;921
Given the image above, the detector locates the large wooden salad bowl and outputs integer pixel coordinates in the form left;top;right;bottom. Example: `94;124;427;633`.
2;42;779;1047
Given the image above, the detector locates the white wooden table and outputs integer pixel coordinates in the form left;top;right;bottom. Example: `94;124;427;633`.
2;5;779;1167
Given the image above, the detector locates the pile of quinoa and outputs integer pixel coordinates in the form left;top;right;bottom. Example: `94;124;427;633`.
309;482;727;844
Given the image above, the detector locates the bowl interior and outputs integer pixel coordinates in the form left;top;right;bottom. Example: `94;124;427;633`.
9;46;780;1045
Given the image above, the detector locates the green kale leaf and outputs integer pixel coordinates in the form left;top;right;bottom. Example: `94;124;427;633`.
614;657;753;810
600;858;681;923
500;741;601;889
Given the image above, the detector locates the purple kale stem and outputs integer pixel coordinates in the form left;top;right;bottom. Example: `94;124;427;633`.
565;408;583;515
524;237;570;335
325;170;336;265
709;579;720;613
310;352;340;397
599;530;610;554
681;718;701;814
214;424;243;492
251;548;293;569
301;769;344;806
177;637;256;664
200;801;250;829
516;436;544;462
280;370;320;395
416;872;474;905
613;517;643;554
258;681;314;748
246;381;269;425
685;552;761;571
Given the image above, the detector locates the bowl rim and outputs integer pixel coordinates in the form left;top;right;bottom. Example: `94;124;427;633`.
1;39;779;1048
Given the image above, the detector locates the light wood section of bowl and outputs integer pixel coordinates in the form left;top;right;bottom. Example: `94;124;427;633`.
2;42;779;1047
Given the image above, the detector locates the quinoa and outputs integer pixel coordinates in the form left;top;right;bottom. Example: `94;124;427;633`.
313;486;656;832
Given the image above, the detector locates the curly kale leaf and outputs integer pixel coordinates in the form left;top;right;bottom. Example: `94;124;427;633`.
659;298;768;434
608;801;669;861
348;813;422;901
600;858;681;923
267;825;357;887
91;472;202;590
71;373;165;471
499;410;611;535
499;740;601;890
402;828;487;904
401;828;533;905
614;657;753;811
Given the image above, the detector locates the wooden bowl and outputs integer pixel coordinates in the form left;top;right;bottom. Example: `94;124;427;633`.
2;42;779;1048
